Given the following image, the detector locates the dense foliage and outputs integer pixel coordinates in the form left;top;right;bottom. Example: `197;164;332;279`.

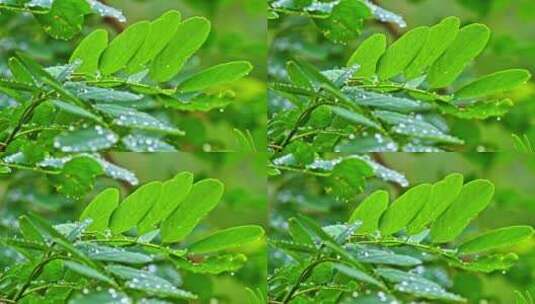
269;174;534;302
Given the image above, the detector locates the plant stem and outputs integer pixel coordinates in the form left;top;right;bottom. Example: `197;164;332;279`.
13;253;60;301
0;93;51;153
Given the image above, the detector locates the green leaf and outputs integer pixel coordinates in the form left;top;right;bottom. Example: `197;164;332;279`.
455;69;532;99
53;127;118;153
330;106;382;131
324;158;374;201
332;263;384;288
347;33;387;77
69;29;108;74
94;103;185;135
107;265;196;299
314;0;371;44
377;26;430;80
64;261;115;286
127;10;182;73
431;179;495;243
288;218;314;245
138;172;194;234
189;225;264;254
459;225;534;254
173;253;247;274
80;188;120;233
161;179;224;243
51;100;102;123
50;156;103;199
377;268;465;302
406;173;464;234
19;215;45;243
455;253;518;273
178;61;253;93
405;16;460;79
78;243;153;264
150;17;211;82
100;21;151;75
346;244;422;266
109;181;162;234
349;190;389;234
35;0;91;40
428;23;491;88
379;183;432;235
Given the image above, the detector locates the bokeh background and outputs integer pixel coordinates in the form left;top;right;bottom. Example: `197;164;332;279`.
269;152;535;302
0;0;267;151
0;152;268;303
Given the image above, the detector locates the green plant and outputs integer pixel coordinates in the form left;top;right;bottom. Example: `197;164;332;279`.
0;172;265;303
269;173;534;303
269;16;531;153
0;10;253;158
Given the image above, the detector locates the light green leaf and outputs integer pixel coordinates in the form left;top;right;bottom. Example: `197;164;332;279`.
109;181;162;234
456;69;531;99
377;26;430;80
127;10;182;73
189;225;265;254
80;188;120;233
405;16;460;79
379;184;432;235
431;179;495;243
233;129;257;152
349;190;389;234
138;172;194;234
459;225;534;254
178;61;253;93
406;173;464;234
428;23;491;88
150;17;211;82
347;33;387;77
161;179;224;243
69;29;108;74
100;21;151;75
173;253;247;274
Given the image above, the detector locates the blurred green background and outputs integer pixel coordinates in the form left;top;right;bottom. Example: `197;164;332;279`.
0;152;268;303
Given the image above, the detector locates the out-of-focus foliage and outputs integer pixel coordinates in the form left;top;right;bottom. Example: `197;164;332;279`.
0;152;268;303
269;152;535;303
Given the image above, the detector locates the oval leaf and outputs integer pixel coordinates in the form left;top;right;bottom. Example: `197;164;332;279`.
178;61;253;93
189;225;265;254
349;190;389;234
347;33;387;78
459;225;534;254
431;179;495;243
161;179;224;243
80;188;120;233
455;69;532;99
70;29;108;74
